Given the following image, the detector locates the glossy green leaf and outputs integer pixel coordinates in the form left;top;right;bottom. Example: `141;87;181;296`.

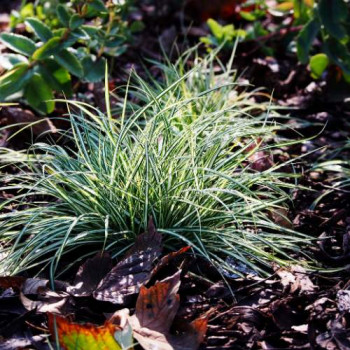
343;71;350;84
52;67;71;85
130;21;145;33
25;17;53;42
0;33;36;56
240;11;257;21
274;2;294;12
109;26;121;36
207;19;223;40
81;25;100;37
25;73;55;114
104;45;127;57
20;3;34;18
89;0;108;12
104;35;125;48
222;24;236;41
296;18;320;64
0;54;28;70
309;53;329;78
33;37;62;60
324;39;350;75
60;33;78;49
71;28;89;40
38;59;72;96
0;63;32;100
69;14;84;30
199;36;212;46
53;28;66;37
318;0;348;40
54;49;83;77
57;4;71;26
293;0;311;22
82;56;106;82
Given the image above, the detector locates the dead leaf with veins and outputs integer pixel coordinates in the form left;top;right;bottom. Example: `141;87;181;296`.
93;218;162;304
47;313;133;350
21;289;68;314
129;270;207;350
22;278;49;295
149;246;191;280
277;265;315;294
68;252;113;297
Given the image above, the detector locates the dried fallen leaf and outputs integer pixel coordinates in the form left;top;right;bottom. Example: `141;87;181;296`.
249;151;274;172
0;335;48;350
170;318;208;350
270;207;293;229
150;246;191;280
129;270;207;350
22;278;49;295
276;265;315;294
21;290;68;314
130;270;181;334
68;252;113;297
47;314;131;350
337;290;350;312
0;276;67;294
1;107;57;136
93;218;162;304
0;276;25;290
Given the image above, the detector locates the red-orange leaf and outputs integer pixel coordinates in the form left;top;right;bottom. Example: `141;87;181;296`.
48;314;127;350
129;270;207;350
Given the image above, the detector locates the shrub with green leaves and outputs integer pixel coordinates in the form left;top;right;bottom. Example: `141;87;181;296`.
296;0;350;81
0;0;142;113
200;0;350;82
0;51;313;277
200;19;247;49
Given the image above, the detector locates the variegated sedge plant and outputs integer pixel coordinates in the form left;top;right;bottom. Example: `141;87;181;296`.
310;139;350;209
0;48;314;279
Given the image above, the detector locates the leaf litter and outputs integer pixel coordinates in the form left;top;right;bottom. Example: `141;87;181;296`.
1;219;349;349
0;220;208;350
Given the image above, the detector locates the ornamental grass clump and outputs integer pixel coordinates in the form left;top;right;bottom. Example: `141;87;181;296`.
311;140;350;207
0;52;313;277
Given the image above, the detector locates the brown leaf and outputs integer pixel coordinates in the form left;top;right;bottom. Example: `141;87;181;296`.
189;318;208;345
20;290;68;314
93;218;162;304
0;276;25;290
129;270;207;350
68;252;113;297
270;207;293;229
131;270;181;333
270;297;298;330
22;278;49;295
249;151;274;172
0;276;63;297
150;246;191;278
1;107;57;136
0;276;67;295
0;335;48;350
170;318;208;350
331;317;350;350
276;265;315;294
337;290;350;312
